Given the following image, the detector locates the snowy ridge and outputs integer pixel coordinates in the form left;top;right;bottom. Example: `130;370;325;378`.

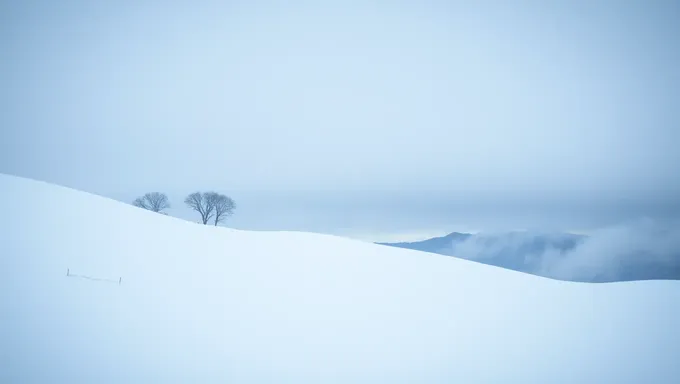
1;174;679;383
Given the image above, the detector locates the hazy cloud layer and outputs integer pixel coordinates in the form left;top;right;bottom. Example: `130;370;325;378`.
541;220;680;282
1;0;679;236
436;219;680;282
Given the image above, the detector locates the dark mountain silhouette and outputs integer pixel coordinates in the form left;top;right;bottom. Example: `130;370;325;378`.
378;230;680;282
376;232;473;253
378;231;584;260
377;231;590;280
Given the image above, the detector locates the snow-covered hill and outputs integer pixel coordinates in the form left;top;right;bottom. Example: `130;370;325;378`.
1;174;679;383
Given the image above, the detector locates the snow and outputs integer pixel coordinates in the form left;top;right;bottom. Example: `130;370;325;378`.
1;174;679;383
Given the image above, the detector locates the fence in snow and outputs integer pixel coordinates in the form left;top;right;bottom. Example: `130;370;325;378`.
66;268;122;285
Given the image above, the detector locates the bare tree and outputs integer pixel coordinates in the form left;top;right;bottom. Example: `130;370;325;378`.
206;192;236;226
184;192;216;224
133;192;171;213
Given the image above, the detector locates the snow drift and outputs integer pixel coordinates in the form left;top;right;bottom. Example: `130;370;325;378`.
1;174;679;383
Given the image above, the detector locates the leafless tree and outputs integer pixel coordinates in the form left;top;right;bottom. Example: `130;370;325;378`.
184;192;216;224
185;191;236;225
133;192;170;213
206;192;236;226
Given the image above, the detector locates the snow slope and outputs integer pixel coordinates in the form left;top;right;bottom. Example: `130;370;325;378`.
1;174;679;383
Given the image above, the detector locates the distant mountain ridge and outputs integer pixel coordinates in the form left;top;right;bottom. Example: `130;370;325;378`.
377;230;680;283
378;231;585;257
376;232;473;252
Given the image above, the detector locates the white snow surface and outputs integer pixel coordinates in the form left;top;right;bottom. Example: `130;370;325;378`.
1;174;679;383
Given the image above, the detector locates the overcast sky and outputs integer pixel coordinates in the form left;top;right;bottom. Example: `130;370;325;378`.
2;0;679;241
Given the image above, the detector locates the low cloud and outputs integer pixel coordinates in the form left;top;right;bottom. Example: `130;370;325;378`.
437;219;680;282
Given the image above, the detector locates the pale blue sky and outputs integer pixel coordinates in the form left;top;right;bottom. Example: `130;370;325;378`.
2;0;679;240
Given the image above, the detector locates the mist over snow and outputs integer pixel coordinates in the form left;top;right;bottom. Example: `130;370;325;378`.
540;219;680;282
403;219;680;283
